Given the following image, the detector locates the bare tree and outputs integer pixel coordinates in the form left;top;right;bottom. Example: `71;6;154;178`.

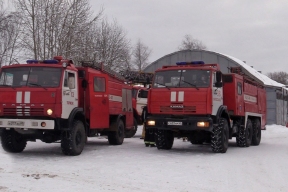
178;34;207;51
91;18;131;71
8;0;132;72
0;3;21;66
131;39;152;71
267;71;288;85
13;0;103;60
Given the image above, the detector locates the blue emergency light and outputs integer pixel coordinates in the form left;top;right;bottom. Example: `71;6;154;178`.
176;62;188;65
176;61;205;65
26;60;39;64
191;61;205;64
26;59;59;64
43;60;59;64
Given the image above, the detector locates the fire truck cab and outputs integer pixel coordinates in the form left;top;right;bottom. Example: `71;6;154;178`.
145;61;266;153
0;56;134;155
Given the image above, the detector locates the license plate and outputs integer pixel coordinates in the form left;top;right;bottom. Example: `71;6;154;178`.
8;121;24;126
167;121;182;126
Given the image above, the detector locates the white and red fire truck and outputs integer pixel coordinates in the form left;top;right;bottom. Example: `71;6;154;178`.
124;86;148;138
145;61;266;153
0;56;136;155
120;70;152;138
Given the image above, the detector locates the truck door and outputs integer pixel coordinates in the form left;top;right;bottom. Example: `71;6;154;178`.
136;89;148;115
62;70;78;119
89;74;109;128
212;72;223;115
236;81;244;116
123;88;133;128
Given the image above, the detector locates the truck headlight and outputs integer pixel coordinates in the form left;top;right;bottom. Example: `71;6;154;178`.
47;109;53;115
147;120;155;126
197;122;209;127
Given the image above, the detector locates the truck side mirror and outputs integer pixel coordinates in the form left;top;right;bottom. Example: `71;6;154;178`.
215;71;223;88
216;71;222;82
215;82;223;88
82;79;87;88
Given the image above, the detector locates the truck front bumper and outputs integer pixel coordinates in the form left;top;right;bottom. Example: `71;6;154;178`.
0;118;55;130
145;116;214;132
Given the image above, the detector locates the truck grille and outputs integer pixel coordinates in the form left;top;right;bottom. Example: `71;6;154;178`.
160;106;196;113
3;108;44;116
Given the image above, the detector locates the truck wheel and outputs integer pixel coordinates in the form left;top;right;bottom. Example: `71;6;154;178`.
61;120;86;156
1;129;27;153
108;119;124;145
236;119;253;147
252;119;261;146
125;118;138;138
211;118;229;153
156;130;174;150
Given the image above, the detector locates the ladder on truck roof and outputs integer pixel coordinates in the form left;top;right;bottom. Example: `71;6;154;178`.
80;61;154;85
81;61;126;81
119;70;154;85
230;67;263;88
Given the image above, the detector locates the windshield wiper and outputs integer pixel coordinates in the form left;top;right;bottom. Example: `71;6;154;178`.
155;82;170;90
0;84;16;89
180;80;199;90
28;83;47;90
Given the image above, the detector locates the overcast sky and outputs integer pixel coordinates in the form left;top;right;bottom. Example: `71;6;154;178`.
90;0;288;74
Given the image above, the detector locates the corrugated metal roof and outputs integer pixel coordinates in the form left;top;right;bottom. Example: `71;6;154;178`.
222;53;284;88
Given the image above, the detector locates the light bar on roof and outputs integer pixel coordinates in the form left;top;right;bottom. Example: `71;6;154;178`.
43;60;59;64
26;60;39;64
176;61;205;65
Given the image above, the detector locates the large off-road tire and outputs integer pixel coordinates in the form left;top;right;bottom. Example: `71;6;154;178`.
108;119;125;145
211;118;229;153
252;119;261;146
125;118;138;138
236;119;253;147
155;130;174;150
61;120;86;156
1;129;27;153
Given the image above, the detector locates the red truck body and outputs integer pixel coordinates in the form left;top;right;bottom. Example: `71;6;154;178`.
223;73;266;128
145;62;266;153
0;57;134;155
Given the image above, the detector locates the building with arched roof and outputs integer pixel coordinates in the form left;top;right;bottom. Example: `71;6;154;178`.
143;50;288;126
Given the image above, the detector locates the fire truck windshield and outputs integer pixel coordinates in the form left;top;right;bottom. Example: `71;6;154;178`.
153;69;210;88
0;67;62;87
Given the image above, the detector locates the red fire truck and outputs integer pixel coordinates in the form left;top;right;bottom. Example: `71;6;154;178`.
0;56;135;155
145;61;266;153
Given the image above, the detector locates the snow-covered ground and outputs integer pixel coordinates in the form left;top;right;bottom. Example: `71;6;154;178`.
1;125;288;192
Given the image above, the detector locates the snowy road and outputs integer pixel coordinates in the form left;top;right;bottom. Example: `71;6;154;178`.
1;125;288;192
